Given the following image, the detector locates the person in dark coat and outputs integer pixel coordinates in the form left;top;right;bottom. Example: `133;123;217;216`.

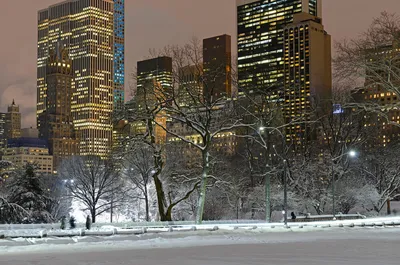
291;212;296;220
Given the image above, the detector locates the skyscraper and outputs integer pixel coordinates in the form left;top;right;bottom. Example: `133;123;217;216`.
236;0;321;97
113;0;125;112
0;113;6;152
178;64;203;107
39;43;78;170
136;56;173;144
5;100;21;140
203;34;232;100
137;57;173;93
283;12;331;146
37;0;125;157
354;42;400;149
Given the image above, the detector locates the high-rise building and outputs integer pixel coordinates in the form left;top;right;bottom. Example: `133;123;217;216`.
0;113;6;152
137;56;173;95
203;34;232;100
37;0;125;157
237;0;321;98
283;12;331;146
354;42;400;148
5;100;21;140
136;56;173;144
178;64;203;107
39;43;78;170
113;0;125;112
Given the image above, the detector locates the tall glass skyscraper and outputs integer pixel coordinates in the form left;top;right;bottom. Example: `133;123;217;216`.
236;0;321;98
37;0;125;157
113;0;125;112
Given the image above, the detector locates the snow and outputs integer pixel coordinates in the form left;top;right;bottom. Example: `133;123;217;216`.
69;199;132;223
0;228;399;264
1;216;400;239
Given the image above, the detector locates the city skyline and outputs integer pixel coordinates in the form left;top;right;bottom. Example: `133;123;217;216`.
0;0;399;127
37;0;120;157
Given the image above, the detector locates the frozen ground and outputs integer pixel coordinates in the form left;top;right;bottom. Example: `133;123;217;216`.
0;227;399;264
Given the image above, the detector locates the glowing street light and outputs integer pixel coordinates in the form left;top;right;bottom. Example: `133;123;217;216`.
332;150;358;219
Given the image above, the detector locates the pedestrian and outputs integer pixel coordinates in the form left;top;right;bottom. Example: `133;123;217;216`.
291;212;296;220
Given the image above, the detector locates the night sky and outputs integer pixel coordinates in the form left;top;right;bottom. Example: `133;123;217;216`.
0;0;399;127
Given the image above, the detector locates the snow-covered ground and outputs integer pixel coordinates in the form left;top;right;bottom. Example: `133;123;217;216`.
0;228;399;264
69;199;132;223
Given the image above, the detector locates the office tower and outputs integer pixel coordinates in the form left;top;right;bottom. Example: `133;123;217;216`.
5;100;21;140
137;56;173;94
39;44;78;170
136;56;173;144
283;12;331;146
0;113;6;151
237;0;321;98
354;42;400;148
113;0;125;112
37;0;124;157
178;64;203;107
203;34;232;100
2;138;53;174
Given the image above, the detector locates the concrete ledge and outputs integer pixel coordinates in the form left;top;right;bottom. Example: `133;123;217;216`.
47;229;84;237
115;229;144;235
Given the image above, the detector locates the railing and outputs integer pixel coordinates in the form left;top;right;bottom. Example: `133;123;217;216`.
288;213;366;222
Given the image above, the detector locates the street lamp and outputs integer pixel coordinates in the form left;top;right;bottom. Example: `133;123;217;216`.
283;159;288;227
332;150;357;219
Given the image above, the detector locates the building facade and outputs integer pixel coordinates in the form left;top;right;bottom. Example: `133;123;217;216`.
136;56;173;145
178;64;203;107
137;56;173;97
113;0;125;112
39;44;78;170
2;138;53;174
283;12;331;146
37;0;125;157
237;0;321;98
203;34;232;100
354;42;400;148
4;100;21;140
0;113;6;152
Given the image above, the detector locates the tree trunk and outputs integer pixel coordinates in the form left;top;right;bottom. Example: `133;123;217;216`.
196;150;210;224
153;174;168;221
149;119;168;221
387;200;391;215
165;206;173;221
91;209;96;224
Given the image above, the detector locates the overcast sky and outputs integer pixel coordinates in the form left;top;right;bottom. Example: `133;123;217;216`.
0;0;399;127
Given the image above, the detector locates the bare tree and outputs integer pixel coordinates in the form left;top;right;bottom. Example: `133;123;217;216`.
128;39;251;224
122;143;154;222
358;142;400;214
335;12;400;114
42;174;72;221
59;156;124;223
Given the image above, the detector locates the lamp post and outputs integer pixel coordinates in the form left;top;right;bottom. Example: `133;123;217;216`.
331;150;357;219
283;159;288;227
